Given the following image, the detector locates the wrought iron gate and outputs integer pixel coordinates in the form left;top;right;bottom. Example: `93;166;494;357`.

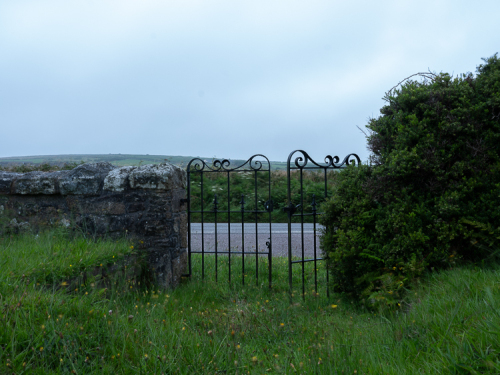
183;151;360;296
184;155;273;288
284;150;361;297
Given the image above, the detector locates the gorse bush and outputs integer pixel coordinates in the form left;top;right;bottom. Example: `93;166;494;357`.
320;54;500;304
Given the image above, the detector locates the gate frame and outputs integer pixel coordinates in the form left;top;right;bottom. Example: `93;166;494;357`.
285;150;361;297
183;150;362;295
184;155;273;288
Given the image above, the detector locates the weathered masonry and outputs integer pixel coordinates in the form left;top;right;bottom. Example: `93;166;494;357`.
0;162;188;289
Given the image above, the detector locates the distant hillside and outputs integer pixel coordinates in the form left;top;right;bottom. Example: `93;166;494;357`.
0;154;288;170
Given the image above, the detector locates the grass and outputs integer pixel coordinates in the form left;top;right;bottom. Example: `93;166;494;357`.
0;229;136;283
1;230;500;374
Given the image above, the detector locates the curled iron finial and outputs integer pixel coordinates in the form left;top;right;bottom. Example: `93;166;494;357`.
248;155;265;171
187;154;270;173
212;159;231;171
337;153;361;167
294;155;308;169
287;150;361;170
323;155;340;167
186;158;207;172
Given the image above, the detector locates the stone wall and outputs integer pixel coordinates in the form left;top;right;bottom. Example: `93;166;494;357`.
0;162;188;289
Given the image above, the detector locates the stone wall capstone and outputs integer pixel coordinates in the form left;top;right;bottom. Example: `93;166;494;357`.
0;162;188;289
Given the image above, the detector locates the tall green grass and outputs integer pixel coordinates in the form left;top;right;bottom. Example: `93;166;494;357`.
0;229;135;283
1;230;500;374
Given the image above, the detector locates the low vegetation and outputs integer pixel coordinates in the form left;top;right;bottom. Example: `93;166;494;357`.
320;53;500;303
0;154;290;170
0;154;186;169
1;229;500;374
188;169;339;223
0;162;83;173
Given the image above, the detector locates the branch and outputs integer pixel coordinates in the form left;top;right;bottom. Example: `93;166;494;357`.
356;125;369;138
386;70;438;96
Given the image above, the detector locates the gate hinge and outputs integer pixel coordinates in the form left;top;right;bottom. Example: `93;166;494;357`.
180;198;189;205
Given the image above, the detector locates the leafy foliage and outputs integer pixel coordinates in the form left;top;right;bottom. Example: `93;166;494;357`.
320;54;500;303
188;169;339;223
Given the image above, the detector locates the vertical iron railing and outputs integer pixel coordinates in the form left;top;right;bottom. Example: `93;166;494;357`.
185;155;273;288
285;150;361;298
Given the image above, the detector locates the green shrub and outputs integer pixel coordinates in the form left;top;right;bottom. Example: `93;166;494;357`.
0;161;83;172
320;54;500;304
188;169;338;223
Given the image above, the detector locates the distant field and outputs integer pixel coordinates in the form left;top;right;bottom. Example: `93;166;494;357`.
0;154;289;170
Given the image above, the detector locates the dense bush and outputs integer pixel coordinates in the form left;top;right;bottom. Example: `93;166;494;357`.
320;54;500;305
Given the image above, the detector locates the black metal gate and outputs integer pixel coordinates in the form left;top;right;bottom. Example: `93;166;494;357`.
184;155;273;288
183;151;360;296
284;150;361;297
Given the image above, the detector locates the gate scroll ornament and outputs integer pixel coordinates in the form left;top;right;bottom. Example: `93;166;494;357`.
285;150;361;297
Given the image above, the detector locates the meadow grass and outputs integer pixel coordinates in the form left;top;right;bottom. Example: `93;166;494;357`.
0;229;136;283
1;230;500;374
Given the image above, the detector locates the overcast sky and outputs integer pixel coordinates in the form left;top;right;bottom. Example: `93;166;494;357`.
1;0;498;163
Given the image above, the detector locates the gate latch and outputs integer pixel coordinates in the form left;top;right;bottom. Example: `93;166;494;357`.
264;200;274;213
180;198;189;205
283;202;301;218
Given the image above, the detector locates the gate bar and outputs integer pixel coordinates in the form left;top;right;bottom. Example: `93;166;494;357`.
185;155;273;288
286;150;361;298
